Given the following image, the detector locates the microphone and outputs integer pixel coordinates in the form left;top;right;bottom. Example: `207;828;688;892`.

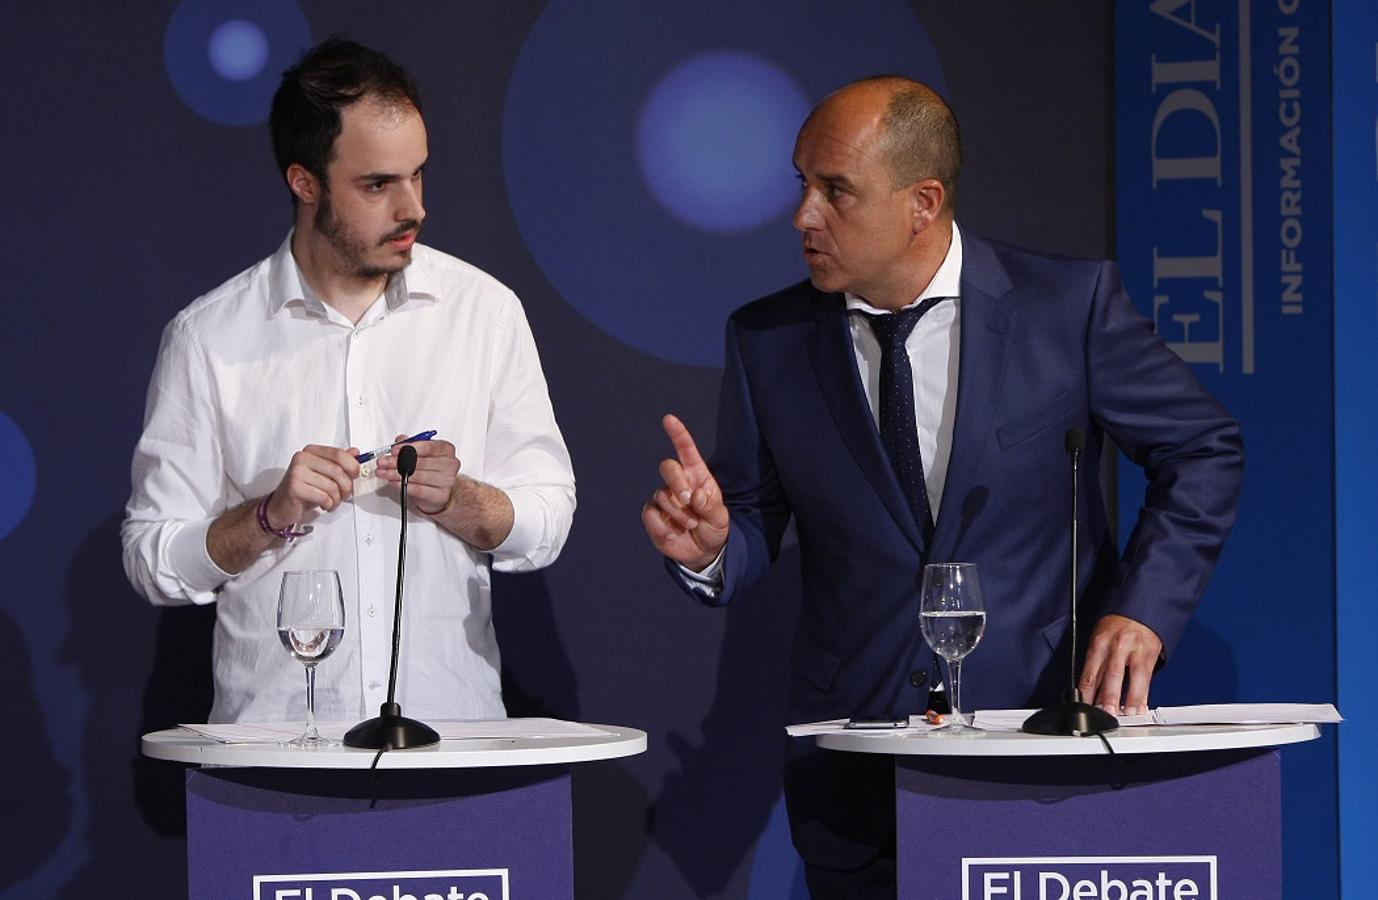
1065;427;1084;456
344;444;441;750
1021;428;1118;736
397;443;418;477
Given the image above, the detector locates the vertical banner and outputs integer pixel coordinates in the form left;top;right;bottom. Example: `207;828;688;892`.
1114;2;1335;897
1332;2;1378;896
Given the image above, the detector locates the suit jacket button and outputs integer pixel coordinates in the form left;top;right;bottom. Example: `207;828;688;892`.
909;670;927;688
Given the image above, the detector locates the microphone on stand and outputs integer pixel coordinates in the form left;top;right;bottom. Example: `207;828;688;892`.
344;444;440;750
1022;428;1118;737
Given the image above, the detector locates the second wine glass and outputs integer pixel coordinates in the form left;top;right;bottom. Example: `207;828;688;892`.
919;562;986;730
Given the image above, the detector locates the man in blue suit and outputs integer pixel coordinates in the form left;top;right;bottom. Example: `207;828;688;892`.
642;77;1243;898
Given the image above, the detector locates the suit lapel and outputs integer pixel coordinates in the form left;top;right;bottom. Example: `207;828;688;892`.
807;289;927;553
931;235;1015;563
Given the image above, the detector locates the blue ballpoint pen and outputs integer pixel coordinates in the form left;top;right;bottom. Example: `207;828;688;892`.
354;430;438;463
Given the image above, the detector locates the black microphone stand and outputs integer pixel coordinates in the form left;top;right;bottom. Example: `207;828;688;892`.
344;445;440;750
1022;429;1118;736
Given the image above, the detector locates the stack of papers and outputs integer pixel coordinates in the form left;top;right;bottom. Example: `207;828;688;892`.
788;703;1341;737
971;703;1342;732
1148;703;1342;725
179;718;615;744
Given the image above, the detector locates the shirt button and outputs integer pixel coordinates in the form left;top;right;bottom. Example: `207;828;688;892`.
909;670;928;688
363;532;374;545
368;680;382;691
367;605;377;618
356;395;367;407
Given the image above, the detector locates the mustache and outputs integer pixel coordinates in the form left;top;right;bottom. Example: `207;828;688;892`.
381;221;422;243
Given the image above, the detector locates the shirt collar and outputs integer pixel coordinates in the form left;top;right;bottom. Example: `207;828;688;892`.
845;221;964;315
266;230;440;318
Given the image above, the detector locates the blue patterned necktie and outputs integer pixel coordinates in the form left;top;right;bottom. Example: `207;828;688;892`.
860;296;947;543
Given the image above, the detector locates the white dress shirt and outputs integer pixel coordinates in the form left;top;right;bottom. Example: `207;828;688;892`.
685;224;964;587
122;234;576;724
843;222;963;518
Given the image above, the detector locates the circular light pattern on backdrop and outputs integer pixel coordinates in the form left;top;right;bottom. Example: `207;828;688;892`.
0;412;37;542
636;52;810;233
503;0;946;367
164;0;312;126
208;20;270;82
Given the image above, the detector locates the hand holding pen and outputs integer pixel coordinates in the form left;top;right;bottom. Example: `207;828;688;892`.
354;429;438;463
374;432;461;515
262;444;363;534
258;431;443;538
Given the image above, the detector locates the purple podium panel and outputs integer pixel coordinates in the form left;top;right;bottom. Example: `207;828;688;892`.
186;765;572;900
895;749;1280;899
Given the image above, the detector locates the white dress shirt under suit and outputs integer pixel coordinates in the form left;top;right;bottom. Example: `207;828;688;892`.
686;224;965;589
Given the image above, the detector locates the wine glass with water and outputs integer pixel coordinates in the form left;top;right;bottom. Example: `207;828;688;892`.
277;570;345;746
920;562;986;730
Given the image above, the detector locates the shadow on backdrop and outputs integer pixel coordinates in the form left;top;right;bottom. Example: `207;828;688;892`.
493;570;649;899
495;570;579;721
134;600;216;834
56;513;213;898
0;607;71;889
649;543;803;896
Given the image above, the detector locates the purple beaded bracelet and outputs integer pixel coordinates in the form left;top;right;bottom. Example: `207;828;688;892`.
256;492;307;541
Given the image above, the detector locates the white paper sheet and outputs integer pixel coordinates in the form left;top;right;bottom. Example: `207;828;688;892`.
967;702;1341;733
1151;702;1342;725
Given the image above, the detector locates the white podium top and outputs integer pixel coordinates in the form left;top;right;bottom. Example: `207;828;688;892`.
817;722;1320;757
142;722;647;770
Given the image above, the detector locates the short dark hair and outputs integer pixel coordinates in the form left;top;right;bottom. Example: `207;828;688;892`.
269;39;422;195
853;76;962;212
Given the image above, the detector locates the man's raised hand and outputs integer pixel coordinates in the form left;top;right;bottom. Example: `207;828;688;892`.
641;414;730;571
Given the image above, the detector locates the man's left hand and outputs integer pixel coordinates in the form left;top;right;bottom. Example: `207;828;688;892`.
1078;614;1163;716
375;435;461;514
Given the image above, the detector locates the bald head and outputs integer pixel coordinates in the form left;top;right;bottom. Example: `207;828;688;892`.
810;76;961;213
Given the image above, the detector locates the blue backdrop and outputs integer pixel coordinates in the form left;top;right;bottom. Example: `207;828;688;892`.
1332;1;1378;896
1114;2;1376;897
8;2;1362;898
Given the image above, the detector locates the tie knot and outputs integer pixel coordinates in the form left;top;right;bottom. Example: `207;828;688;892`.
861;296;946;348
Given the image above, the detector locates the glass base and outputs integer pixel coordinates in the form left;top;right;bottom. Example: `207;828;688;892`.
931;712;982;734
282;731;338;748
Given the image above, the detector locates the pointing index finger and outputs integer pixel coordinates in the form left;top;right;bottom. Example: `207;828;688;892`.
662;414;706;470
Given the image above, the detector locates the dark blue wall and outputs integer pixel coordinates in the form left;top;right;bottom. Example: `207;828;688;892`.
0;3;1144;897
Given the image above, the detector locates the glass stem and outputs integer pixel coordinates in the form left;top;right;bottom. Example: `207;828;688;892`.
947;657;963;724
304;663;319;739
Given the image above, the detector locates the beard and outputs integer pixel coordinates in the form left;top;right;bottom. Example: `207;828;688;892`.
314;190;421;280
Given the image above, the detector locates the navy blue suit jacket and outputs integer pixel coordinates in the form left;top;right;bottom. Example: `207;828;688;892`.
673;233;1243;870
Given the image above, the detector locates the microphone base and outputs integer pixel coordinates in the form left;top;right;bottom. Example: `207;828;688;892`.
1021;691;1119;736
342;702;440;750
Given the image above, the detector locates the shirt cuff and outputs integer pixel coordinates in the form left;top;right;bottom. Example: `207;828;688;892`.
169;517;235;601
678;546;726;588
491;488;544;562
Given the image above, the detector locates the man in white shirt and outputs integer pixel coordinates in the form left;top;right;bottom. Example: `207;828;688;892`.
122;39;575;725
